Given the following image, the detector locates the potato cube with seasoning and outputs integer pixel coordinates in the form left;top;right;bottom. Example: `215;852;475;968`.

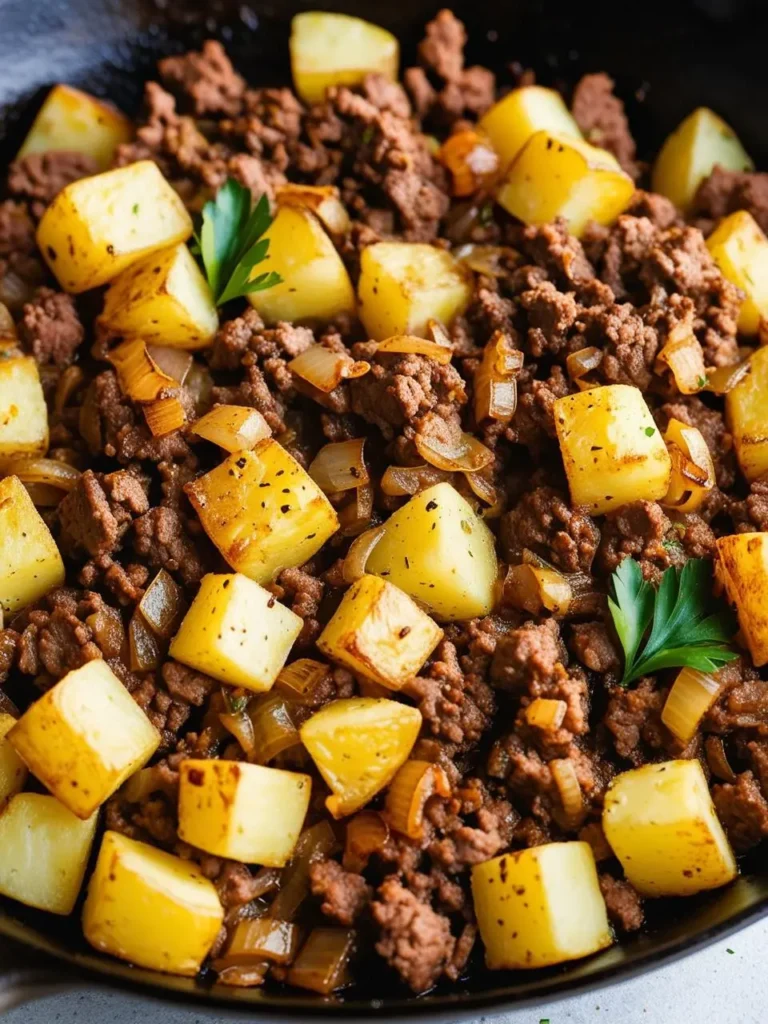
0;712;27;809
706;210;768;335
317;574;443;690
602;759;738;897
0;356;49;457
726;344;768;482
82;830;224;976
472;842;612;969
0;475;65;614
178;760;311;865
554;384;672;515
9;659;160;818
715;532;768;667
184;440;338;584
479;85;582;170
169;572;302;692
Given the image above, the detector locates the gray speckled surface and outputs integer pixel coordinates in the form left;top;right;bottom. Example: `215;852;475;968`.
4;916;766;1024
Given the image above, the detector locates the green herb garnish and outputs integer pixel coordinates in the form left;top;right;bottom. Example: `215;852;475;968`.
644;426;656;437
195;178;282;306
608;557;738;687
697;375;708;388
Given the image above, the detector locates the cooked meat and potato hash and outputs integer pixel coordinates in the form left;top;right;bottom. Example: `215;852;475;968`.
0;6;767;995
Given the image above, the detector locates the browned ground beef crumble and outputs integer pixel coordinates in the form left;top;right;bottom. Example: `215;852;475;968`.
2;7;768;996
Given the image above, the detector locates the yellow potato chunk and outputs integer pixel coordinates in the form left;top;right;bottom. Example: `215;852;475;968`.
37;160;193;293
0;356;49;457
652;107;753;213
554;384;672;515
9;659;160;818
100;243;218;349
0;793;98;915
366;482;498;620
496;131;635;238
83;830;223;976
0;475;65;613
358;242;473;341
300;696;422;817
603;759;737;897
726;342;768;482
185;441;338;584
479;85;582;171
0;713;27;809
318;574;443;690
716;532;768;667
248;206;356;325
290;12;399;105
169;573;302;692
178;760;311;865
707;211;768;335
472;842;612;970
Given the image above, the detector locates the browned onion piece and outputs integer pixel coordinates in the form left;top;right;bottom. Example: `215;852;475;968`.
551;758;585;826
427;319;453;348
308;438;369;493
343;811;390;872
21;482;67;506
52;365;84;418
464;468;497;507
275;659;330;705
213;962;269;988
109;338;177;402
337;482;374;537
146;345;193;385
655;324;707;394
380;464;453;497
220;707;257;757
503;563;572;616
375;336;453;364
384;760;451;840
143;395;187;437
128;611;162;673
705;736;737;783
289;345;369;394
566;346;604;391
223;918;301;967
454;244;518;278
269;820;338;921
248;693;300;764
86;606;125;660
184;362;213;416
705;358;752;394
0;458;81;492
342;524;385;583
661;419;715;513
414;420;494;473
474;330;522;423
286;928;355;995
139;569;186;639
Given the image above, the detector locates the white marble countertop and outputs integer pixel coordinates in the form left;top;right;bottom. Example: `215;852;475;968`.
4;915;766;1024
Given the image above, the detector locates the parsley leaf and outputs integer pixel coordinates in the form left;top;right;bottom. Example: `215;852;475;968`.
195;178;282;306
608;557;738;686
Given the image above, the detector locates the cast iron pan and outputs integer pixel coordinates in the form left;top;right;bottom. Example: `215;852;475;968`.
0;0;767;1015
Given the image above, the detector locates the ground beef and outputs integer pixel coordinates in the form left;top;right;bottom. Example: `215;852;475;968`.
491;619;565;693
161;661;217;706
159;40;246;117
599;874;644;932
275;567;324;647
570;621;620;675
603;678;670;764
15;588;104;681
713;771;768;851
571;73;638;178
132;507;208;586
694;165;768;235
8;152;99;216
500;485;600;573
0;200;36;256
309;858;373;925
58;469;147;560
408;640;494;752
731;478;768;534
597;501;684;582
20;287;84;366
372;877;455;993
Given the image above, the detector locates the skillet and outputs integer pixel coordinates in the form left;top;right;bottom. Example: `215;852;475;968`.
0;0;767;1015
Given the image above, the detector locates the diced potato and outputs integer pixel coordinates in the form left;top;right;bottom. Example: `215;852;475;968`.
37;160;193;293
290;12;399;105
652;107;753;213
0;793;98;915
300;696;422;817
0;713;27;809
725;342;768;482
715;532;768;667
276;183;351;235
247;206;356;325
178;759;311;865
366;482;498;620
603;759;738;897
9;659;160;818
472;842;612;970
318;574;443;690
358;242;473;341
0;475;65;613
82;830;223;976
169;573;302;692
496;131;635;238
554;384;672;515
17;84;132;170
707;211;768;335
185;441;338;584
0;355;49;457
100;243;218;349
191;405;271;452
479;85;582;171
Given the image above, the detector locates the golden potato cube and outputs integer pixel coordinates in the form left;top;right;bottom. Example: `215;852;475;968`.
726;342;768;482
496;131;635;238
366;481;498;621
652;107;753;213
100;243;219;349
178;759;311;865
37;160;193;293
0;793;97;915
358;242;473;341
17;84;132;170
300;696;422;817
472;842;612;969
0;356;49;458
479;85;582;171
9;659;160;818
248;206;356;325
603;759;737;897
707;211;768;335
169;573;302;692
554;384;672;515
0;712;27;809
185;441;338;584
290;12;399;105
0;475;64;613
318;574;443;690
716;532;768;667
82;830;223;976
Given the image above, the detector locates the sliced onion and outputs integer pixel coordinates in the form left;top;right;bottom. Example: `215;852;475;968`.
275;659;330;705
343;811;390;873
463;468;497;507
85;605;125;660
286;928;355;995
109;338;177;402
380;464;453;497
224;918;300;967
269;820;338;921
53;365;84;417
192;405;271;453
439;128;500;197
475;330;523;423
375;336;453;365
276;183;350;235
454;244;518;278
566;346;604;391
661;667;723;743
185;362;214;416
661;418;715;513
428;320;453;348
525;698;567;731
705;736;737;783
146;345;193;385
337;483;374;537
308;438;369;493
21;482;65;506
655;323;707;395
220;708;256;757
0;458;81;492
384;760;451;840
705;358;752;395
248;693;300;764
128;610;162;673
139;569;186;639
143;395;187;437
503;563;572;616
550;758;585;827
289;346;369;394
213;962;269;988
414;422;493;473
342;524;385;584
